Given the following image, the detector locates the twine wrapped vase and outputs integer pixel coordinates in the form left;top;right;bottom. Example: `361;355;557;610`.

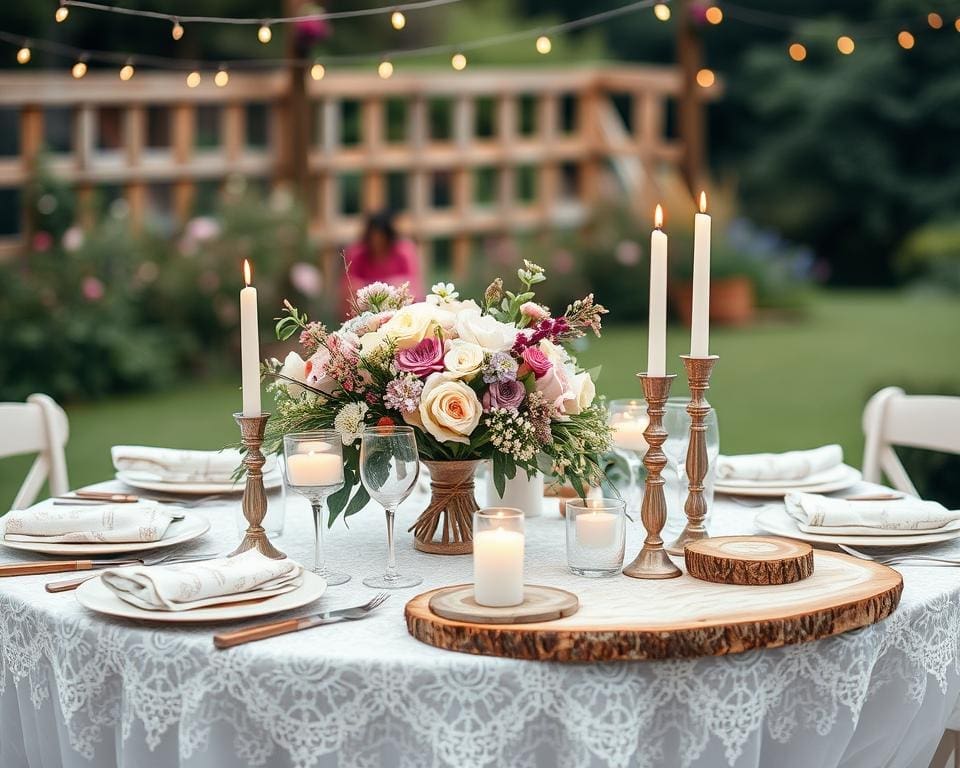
408;460;479;555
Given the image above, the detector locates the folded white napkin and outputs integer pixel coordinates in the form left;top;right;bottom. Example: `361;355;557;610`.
716;444;843;482
3;502;175;543
111;446;277;484
785;492;960;532
100;549;303;611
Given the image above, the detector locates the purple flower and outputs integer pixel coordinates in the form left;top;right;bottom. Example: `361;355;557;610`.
395;336;444;377
482;351;518;384
482;380;526;412
384;374;424;413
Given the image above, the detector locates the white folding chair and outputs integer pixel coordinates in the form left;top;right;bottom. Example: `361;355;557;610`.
0;393;70;510
862;386;960;496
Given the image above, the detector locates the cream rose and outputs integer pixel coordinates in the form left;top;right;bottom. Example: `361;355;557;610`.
455;307;517;352
538;338;570;367
443;339;485;380
358;329;388;359
417;373;482;444
277;351;308;397
380;305;444;350
563;369;596;415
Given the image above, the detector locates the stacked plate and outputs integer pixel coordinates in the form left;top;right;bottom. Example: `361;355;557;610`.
715;463;862;497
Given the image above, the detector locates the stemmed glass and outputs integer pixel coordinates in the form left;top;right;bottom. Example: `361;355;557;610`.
283;431;350;586
607;399;649;512
360;425;423;589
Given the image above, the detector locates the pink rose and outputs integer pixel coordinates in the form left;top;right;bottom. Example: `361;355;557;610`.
519;302;549;321
482;379;526;411
534;364;574;413
396;336;444;377
304;348;337;394
520;346;552;379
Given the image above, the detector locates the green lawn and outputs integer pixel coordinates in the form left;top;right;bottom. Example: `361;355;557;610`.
2;291;958;510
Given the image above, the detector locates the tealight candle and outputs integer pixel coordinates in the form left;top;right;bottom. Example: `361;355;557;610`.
286;451;343;487
575;509;618;549
473;508;525;607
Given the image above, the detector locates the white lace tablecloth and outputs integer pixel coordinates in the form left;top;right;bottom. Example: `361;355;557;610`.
2;480;960;768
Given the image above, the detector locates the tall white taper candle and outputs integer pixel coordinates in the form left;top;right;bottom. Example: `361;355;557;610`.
690;191;712;357
240;259;262;417
647;204;668;376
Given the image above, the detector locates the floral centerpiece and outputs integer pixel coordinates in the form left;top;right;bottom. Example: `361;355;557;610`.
264;261;611;553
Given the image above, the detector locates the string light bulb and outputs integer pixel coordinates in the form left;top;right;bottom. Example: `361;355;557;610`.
311;62;325;80
119;62;135;81
837;35;855;54
705;6;723;25
378;60;394;79
696;68;715;88
72;60;87;79
391;10;406;30
535;35;552;54
955;16;960;32
451;52;467;71
171;19;184;40
928;12;943;29
214;67;229;87
653;3;671;21
186;70;201;88
55;6;69;23
788;42;807;61
16;46;31;65
897;30;915;49
257;23;273;44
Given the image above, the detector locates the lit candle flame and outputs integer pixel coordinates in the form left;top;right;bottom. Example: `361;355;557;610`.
243;259;252;287
699;191;707;214
654;204;664;229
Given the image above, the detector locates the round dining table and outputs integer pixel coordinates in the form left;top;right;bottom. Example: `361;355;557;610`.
1;478;959;768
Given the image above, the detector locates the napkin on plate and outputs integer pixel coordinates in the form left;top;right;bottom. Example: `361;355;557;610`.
3;501;175;543
716;444;843;482
100;549;304;611
111;446;277;484
785;491;960;532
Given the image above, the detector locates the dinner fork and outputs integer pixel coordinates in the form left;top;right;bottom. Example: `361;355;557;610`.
213;593;390;649
39;551;219;592
838;544;960;567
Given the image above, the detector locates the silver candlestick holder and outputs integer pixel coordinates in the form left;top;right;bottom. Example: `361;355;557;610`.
230;412;286;560
667;355;719;556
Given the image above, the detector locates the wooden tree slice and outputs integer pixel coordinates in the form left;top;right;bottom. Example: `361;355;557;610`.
684;536;813;585
429;584;579;625
404;551;902;662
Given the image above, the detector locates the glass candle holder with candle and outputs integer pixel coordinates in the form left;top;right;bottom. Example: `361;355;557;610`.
473;508;525;607
607;399;649;513
565;497;627;577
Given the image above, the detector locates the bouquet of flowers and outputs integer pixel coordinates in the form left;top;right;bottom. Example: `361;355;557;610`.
264;261;612;541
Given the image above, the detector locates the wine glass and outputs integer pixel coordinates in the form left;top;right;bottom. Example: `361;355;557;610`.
607;399;649;512
360;425;422;589
283;431;350;586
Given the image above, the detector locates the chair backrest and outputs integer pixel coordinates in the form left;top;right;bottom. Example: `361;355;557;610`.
862;387;960;496
0;394;70;509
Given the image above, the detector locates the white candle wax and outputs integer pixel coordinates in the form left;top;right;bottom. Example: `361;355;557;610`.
473;527;524;607
612;417;649;452
239;260;262;417
648;207;668;376
286;452;344;487
575;510;618;549
690;193;712;357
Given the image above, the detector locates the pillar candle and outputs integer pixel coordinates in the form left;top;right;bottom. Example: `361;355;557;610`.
575;510;618;549
648;204;668;376
690;191;712;357
612;417;650;453
286;452;344;487
240;259;262;417
473;526;524;607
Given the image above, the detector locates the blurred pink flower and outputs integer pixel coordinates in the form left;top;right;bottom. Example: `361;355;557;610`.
552;249;575;275
295;16;331;47
615;240;642;267
519;301;549;321
689;2;708;24
81;276;105;302
136;261;160;285
185;216;220;243
32;231;53;252
62;226;85;253
290;262;324;297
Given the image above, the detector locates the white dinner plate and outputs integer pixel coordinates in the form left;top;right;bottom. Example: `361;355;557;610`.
75;569;326;624
0;511;210;556
116;470;283;495
755;505;960;548
715;465;862;497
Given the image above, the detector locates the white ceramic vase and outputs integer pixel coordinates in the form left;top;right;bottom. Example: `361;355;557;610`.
485;470;545;518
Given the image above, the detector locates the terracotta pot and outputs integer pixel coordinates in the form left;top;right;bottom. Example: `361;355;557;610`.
408;460;479;555
671;276;756;326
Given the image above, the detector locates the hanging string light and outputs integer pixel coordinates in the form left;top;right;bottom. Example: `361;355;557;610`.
897;30;915;49
788;42;807;61
186;70;201;88
310;61;325;80
378;60;394;79
257;23;273;43
391;10;406;30
653;3;670;21
955;16;960;32
214;66;229;87
837;35;855;54
71;59;87;78
451;52;467;70
535;34;552;54
705;6;723;25
927;12;943;29
696;68;715;87
55;5;69;23
119;61;135;80
16;45;30;64
171;19;184;40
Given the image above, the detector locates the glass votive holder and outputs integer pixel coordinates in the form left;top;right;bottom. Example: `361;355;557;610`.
473;508;525;607
565;497;627;577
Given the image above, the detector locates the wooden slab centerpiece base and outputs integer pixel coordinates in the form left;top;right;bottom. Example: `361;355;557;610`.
684;536;813;586
405;551;902;662
429;584;579;625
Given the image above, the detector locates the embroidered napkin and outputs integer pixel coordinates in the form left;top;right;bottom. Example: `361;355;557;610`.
3;502;175;543
111;446;277;484
716;444;843;482
100;549;304;611
785;492;960;533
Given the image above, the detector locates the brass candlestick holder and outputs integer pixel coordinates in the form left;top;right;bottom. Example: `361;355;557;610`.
623;373;681;580
230;412;286;560
667;355;719;556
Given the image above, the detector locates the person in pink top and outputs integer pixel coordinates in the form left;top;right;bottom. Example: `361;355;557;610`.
342;210;424;316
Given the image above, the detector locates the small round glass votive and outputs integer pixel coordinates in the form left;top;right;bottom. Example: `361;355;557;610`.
565;497;627;577
473;508;525;607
